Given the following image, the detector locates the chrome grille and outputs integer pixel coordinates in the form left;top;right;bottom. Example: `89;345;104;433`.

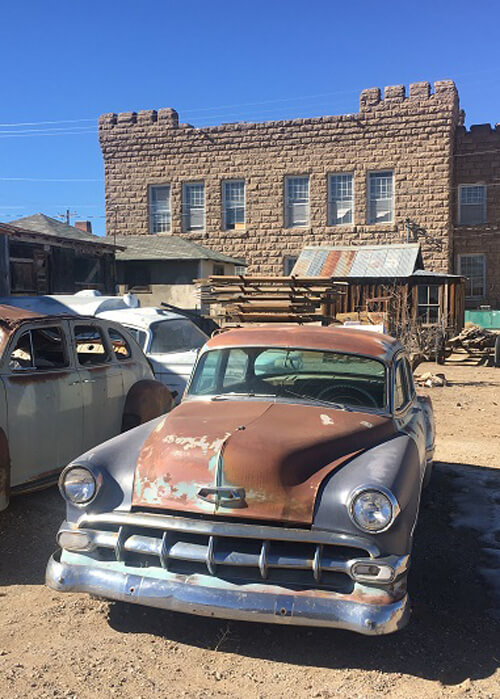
76;512;376;592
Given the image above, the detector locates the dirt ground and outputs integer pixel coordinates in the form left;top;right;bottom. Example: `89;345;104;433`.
0;357;499;699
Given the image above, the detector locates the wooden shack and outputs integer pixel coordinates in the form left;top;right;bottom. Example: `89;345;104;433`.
292;244;465;336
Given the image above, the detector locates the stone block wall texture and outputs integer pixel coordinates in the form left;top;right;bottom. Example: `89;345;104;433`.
99;81;459;277
454;124;500;307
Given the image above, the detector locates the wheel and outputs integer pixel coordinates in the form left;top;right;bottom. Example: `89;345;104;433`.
495;336;500;367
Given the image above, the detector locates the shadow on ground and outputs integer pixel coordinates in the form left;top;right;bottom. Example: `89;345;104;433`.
0;485;63;585
106;462;500;686
1;465;498;686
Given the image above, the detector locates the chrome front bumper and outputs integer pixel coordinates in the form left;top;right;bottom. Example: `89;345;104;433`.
46;550;410;635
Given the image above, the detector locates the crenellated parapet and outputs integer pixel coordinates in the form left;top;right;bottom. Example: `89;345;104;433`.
456;122;500;142
359;80;458;111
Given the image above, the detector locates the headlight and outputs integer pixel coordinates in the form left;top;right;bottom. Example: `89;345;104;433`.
348;486;399;533
59;465;98;505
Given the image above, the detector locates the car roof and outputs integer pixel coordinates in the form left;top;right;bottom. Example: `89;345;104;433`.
97;307;187;330
205;325;402;361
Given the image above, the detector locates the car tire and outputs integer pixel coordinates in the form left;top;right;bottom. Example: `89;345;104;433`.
494;335;500;367
121;379;175;433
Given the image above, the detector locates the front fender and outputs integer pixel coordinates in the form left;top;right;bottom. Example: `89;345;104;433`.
313;434;422;556
63;415;166;524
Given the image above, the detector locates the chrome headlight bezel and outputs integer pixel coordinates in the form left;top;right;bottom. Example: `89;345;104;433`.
347;485;400;534
59;464;101;506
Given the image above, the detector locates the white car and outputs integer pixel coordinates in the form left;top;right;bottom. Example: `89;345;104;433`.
96;307;208;400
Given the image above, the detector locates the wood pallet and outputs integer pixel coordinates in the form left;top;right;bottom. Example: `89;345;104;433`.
196;275;347;325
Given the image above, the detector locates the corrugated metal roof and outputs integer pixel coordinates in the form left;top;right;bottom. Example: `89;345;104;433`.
292;244;422;278
115;235;245;265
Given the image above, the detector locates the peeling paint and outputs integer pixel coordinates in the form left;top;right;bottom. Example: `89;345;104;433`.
320;414;335;426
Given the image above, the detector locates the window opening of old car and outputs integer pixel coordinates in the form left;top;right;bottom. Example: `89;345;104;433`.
108;328;132;361
10;327;68;371
122;325;147;349
74;325;109;366
149;319;207;354
394;360;411;411
189;347;386;409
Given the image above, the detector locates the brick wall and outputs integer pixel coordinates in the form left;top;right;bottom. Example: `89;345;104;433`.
99;81;459;276
454;125;500;307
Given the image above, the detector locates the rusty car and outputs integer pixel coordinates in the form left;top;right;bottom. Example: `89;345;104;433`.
0;304;173;511
46;325;435;635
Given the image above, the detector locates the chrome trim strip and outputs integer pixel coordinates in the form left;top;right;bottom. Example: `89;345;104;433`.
46;551;410;635
76;512;380;557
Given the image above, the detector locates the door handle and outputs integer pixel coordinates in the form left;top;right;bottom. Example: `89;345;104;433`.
68;380;80;385
82;379;96;384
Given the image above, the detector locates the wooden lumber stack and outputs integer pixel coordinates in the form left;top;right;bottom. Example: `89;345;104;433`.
196;275;347;325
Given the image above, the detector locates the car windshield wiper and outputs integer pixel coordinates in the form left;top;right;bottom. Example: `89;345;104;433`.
277;386;352;411
211;391;277;400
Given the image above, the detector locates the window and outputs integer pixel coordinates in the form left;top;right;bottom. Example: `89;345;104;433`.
234;265;246;275
368;171;394;223
74;325;109;366
213;264;225;276
283;256;298;275
123;326;147;349
459;185;486;225
328;174;353;225
150;185;171;234
417;285;440;324
394;360;410;411
149;319;207;354
125;263;151;293
108;328;132;360
285;176;309;228
182;182;205;231
458;254;486;298
222;349;249;389
9;327;68;371
223;180;245;230
189;348;387;409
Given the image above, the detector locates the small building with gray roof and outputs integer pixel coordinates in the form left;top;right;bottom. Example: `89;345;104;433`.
114;234;245;309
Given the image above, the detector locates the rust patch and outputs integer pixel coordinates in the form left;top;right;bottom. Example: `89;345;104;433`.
122;379;175;432
5;370;72;385
132;399;395;524
205;325;401;360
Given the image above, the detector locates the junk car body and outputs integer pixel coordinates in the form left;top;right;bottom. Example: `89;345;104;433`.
47;325;434;635
0;304;173;511
96;307;208;400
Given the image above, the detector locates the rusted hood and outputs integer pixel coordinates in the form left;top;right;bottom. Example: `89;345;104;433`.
132;399;396;524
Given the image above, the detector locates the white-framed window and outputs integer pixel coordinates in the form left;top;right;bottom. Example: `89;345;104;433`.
223;180;245;230
285;176;309;228
417;284;440;324
458;185;486;225
149;185;171;234
283;255;298;275
368;171;394;224
328;174;353;225
182;182;205;231
458;254;486;298
234;265;246;275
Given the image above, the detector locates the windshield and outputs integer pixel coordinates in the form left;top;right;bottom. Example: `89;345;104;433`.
149;319;208;354
188;347;387;410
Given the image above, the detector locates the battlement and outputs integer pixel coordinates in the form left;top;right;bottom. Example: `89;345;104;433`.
99;79;459;136
359;80;458;111
456;122;500;142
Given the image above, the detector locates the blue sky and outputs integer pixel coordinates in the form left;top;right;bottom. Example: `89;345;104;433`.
1;0;500;236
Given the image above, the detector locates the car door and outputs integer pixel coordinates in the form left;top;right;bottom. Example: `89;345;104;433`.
393;354;427;464
3;320;84;488
70;320;124;452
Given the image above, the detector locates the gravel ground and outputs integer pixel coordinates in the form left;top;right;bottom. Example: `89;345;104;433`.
0;359;499;699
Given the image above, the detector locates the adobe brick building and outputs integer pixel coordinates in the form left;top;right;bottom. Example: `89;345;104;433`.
99;79;500;308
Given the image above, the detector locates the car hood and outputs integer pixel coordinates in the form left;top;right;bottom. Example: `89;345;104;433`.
132;399;396;524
